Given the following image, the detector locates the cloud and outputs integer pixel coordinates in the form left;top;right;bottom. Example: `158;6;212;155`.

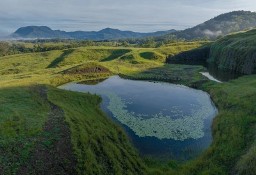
0;0;255;34
203;29;223;37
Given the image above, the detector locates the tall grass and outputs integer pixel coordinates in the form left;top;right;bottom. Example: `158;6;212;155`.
47;87;146;175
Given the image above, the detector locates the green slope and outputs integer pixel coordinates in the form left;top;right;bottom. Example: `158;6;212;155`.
167;29;256;75
48;87;146;175
209;29;256;74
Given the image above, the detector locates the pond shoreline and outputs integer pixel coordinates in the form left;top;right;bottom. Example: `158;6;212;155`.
59;75;218;161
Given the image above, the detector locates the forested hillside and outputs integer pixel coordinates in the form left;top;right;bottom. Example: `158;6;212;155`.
164;11;256;40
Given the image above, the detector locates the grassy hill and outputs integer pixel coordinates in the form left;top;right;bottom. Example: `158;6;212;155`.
209;29;256;74
0;41;256;174
167;28;256;75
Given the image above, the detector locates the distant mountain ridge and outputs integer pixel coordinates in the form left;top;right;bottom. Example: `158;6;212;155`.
11;11;256;40
166;11;256;40
11;26;176;40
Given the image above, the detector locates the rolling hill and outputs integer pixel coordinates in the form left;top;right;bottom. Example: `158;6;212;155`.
11;26;176;40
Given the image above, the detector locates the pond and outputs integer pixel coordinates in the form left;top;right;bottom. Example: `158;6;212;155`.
59;76;218;161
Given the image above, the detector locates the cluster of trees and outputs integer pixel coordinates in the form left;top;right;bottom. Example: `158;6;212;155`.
0;36;207;57
116;35;187;48
0;37;188;57
0;40;117;56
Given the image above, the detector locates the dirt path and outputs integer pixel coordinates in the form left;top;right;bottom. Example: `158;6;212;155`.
18;86;77;175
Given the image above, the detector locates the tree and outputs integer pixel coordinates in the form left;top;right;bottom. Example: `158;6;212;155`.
0;42;10;56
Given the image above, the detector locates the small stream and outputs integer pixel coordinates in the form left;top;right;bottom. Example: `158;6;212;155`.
200;72;222;83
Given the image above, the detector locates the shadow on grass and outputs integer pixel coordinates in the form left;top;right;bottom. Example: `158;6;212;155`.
47;49;75;68
101;49;131;62
139;51;163;61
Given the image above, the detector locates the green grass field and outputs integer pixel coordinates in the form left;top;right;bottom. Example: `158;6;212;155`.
0;41;255;175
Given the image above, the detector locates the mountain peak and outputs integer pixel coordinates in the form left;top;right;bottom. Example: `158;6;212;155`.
99;28;122;33
13;26;56;38
14;26;52;33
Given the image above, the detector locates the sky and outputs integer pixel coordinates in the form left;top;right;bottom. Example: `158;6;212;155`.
0;0;256;35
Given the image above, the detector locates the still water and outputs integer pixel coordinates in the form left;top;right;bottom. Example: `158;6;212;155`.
59;76;217;160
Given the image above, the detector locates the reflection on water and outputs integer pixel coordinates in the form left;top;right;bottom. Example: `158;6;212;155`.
79;78;107;85
168;61;242;82
59;76;217;161
207;64;242;82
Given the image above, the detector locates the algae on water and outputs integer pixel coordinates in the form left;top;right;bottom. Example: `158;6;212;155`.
103;91;215;141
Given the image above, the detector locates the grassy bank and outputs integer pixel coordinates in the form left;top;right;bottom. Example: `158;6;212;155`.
48;87;146;175
179;75;256;175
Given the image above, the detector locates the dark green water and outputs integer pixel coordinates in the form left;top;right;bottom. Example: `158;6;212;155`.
59;76;217;160
168;61;242;82
207;63;242;82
